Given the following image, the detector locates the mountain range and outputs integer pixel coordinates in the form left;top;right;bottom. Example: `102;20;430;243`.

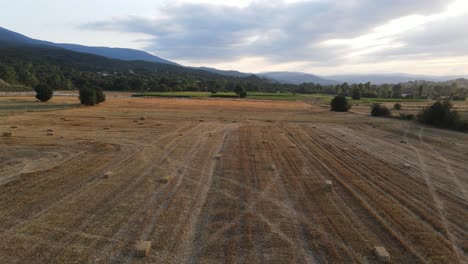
1;26;466;85
0;27;176;65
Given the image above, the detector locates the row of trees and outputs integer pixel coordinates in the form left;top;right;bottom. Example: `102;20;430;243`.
1;44;466;99
34;79;105;106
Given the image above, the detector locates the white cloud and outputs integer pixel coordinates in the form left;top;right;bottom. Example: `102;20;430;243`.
4;0;467;75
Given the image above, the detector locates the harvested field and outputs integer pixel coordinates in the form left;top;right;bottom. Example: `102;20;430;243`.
0;96;467;263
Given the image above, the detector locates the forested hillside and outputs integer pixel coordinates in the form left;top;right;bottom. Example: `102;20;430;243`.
0;43;285;92
0;42;466;100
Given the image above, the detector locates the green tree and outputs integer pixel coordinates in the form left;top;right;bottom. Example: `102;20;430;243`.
351;87;361;100
17;64;38;88
331;95;351;112
79;87;96;106
392;84;402;98
129;78;144;91
0;64;18;84
234;84;244;96
34;83;53;102
95;87;106;104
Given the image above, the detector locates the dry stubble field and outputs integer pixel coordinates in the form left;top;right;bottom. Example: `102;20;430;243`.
0;96;467;264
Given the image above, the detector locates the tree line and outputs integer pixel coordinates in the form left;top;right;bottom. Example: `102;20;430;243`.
0;44;466;100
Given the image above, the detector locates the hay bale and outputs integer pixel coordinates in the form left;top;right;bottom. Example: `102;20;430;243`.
403;163;411;169
133;120;139;123
324;180;333;192
46;132;55;136
140;117;147;121
2;132;13;137
135;241;152;257
179;133;184;136
103;172;113;179
269;164;276;171
374;246;390;263
157;177;171;184
104;127;111;130
250;154;256;157
46;129;54;132
10;126;18;129
199;119;204;122
289;145;297;148
215;154;222;160
262;140;268;144
400;140;407;144
342;148;350;151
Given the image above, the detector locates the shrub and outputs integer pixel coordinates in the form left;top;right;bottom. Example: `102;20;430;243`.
331;95;351;112
34;83;53;102
95;87;106;104
0;85;33;92
234;84;244;96
399;113;415;120
394;103;402;110
417;100;467;131
79;87;96;106
240;91;248;98
0;79;9;88
371;103;391;117
79;86;106;106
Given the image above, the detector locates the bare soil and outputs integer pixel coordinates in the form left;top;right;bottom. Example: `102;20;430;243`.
0;96;467;263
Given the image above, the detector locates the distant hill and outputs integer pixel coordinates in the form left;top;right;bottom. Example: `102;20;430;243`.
0;27;177;65
326;74;468;85
195;67;252;78
259;72;339;85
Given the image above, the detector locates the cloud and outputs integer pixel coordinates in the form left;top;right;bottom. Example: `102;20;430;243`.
79;0;466;73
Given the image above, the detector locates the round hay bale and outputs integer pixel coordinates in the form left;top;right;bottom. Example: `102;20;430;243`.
140;117;147;121
157;177;171;184
103;172;113;179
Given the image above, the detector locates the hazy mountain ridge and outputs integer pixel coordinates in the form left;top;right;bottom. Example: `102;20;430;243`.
258;72;339;85
1;27;466;85
0;27;177;65
327;74;468;85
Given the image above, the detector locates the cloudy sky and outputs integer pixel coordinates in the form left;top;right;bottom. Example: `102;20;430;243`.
2;0;468;75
